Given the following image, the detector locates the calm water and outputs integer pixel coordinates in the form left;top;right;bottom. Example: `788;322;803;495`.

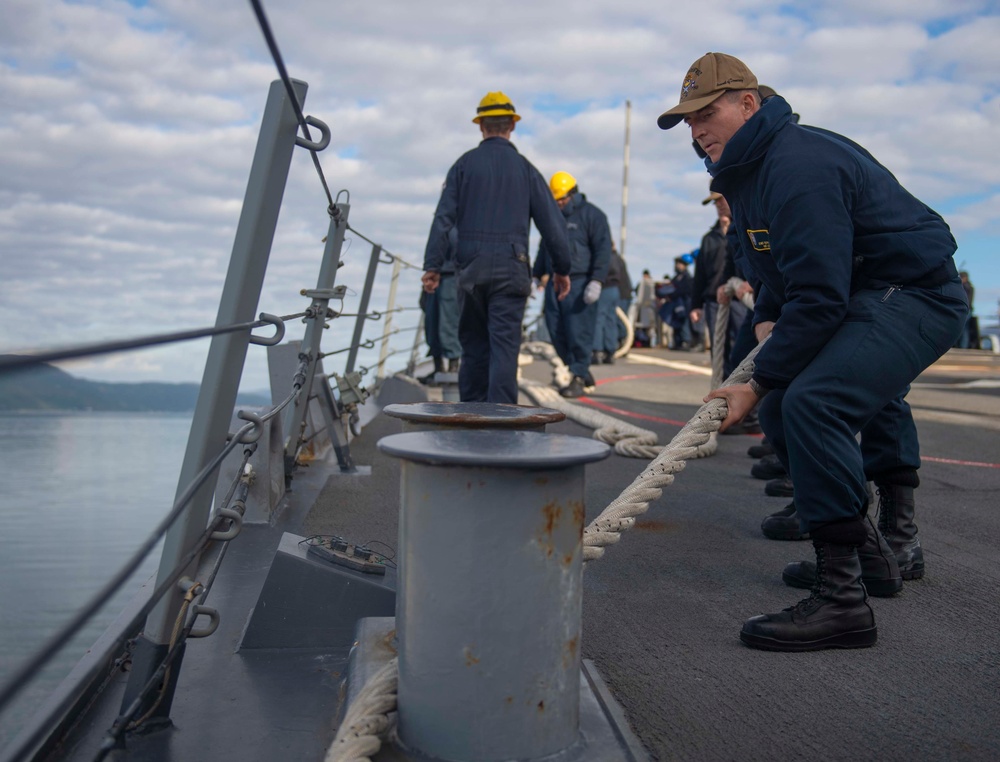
0;412;191;747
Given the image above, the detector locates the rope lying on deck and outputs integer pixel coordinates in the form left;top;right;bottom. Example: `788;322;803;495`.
325;658;398;762
326;335;767;760
519;341;718;460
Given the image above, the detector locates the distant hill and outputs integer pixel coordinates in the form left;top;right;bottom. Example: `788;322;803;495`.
0;358;271;412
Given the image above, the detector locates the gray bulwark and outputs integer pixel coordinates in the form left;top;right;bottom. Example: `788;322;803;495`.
375;429;616;762
383;401;566;431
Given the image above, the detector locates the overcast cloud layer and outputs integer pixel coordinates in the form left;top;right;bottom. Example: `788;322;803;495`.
2;0;998;390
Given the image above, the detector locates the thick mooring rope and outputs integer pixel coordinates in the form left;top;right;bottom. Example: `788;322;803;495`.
522;336;766;561
711;277;755;390
519;341;719;460
325;658;399;762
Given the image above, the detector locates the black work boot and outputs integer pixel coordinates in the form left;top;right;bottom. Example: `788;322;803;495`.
876;483;924;580
761;502;809;541
560;376;587;398
751;453;787;480
782;514;902;597
418;357;446;384
765;476;795;497
748;437;775;459
741;520;877;652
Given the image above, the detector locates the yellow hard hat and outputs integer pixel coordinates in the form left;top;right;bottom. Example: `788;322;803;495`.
549;171;578;200
473;91;521;124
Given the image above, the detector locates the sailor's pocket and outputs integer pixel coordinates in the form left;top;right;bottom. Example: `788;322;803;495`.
509;246;532;298
917;282;969;356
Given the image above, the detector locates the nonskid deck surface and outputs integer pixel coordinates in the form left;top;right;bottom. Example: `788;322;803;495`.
54;347;1000;762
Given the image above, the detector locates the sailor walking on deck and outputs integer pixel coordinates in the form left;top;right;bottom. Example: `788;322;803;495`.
419;226;462;382
533;171;613;397
658;52;969;652
423;92;572;403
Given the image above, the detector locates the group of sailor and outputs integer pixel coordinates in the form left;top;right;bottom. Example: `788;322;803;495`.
421;52;969;653
421;91;622;401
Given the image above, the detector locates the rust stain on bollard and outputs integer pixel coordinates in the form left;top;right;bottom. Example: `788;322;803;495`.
571;499;586;539
563;637;578;669
464;647;480;666
538;501;563;557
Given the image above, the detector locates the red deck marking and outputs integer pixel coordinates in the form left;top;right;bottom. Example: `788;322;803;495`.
594;371;688;385
922;455;1000;469
579;398;689;428
586;371;762;434
583;373;997;467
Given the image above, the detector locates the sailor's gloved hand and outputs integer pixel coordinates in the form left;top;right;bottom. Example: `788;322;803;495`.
583;280;602;305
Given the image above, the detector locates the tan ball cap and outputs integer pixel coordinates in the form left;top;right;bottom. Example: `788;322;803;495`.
657;52;758;130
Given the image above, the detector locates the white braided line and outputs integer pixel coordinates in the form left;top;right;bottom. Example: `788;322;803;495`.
325;658;399;762
519;341;717;459
711;278;755;390
581;338;764;561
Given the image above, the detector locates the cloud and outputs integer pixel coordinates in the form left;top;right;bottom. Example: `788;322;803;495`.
1;0;998;386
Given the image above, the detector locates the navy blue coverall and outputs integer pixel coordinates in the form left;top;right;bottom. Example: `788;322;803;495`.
593;251;628;356
695;220;747;375
533;192;612;381
424;137;571;403
709;96;968;532
421;226;461;363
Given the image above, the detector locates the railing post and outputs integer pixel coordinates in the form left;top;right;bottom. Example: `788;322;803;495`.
345;243;382;376
407;311;425;376
120;78;308;727
376;257;402;381
281;202;352;476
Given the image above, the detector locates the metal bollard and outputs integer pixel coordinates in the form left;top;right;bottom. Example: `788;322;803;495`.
377;429;610;762
383;401;566;433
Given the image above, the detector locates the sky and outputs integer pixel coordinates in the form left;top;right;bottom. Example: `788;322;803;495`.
2;0;999;392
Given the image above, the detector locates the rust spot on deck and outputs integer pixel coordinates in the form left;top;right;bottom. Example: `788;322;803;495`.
635;519;679;533
535;476;549;486
505;696;513;705
537;700;545;713
464;647;480;666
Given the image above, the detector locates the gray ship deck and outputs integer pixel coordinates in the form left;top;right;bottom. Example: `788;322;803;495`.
51;346;1000;762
